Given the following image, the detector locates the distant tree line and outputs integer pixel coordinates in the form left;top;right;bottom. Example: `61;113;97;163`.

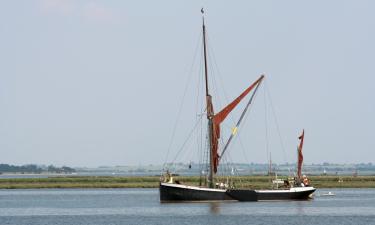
0;164;75;174
47;165;75;173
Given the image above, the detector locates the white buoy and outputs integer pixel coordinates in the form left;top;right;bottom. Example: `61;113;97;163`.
322;191;335;196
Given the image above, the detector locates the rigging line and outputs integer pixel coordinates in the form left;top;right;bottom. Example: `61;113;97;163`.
221;122;250;164
172;139;198;174
264;82;270;168
200;131;209;186
207;36;229;107
219;78;263;160
205;33;224;110
163;31;203;170
226;153;244;188
264;80;288;163
219;138;229;178
195;46;204;170
173;120;202;171
170;115;204;165
237;133;251;165
187;108;205;163
226;157;235;183
206;35;236;123
183;131;197;162
206;32;240;156
196;115;204;173
208;54;222;109
205;128;210;171
221;156;230;183
219;81;262;180
196;32;205;115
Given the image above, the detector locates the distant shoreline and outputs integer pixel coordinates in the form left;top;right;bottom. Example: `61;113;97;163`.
0;175;374;189
0;173;77;176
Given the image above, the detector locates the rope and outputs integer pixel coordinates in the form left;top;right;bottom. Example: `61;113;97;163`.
237;134;251;165
170;115;204;166
264;83;270;171
162;31;202;171
264;80;288;163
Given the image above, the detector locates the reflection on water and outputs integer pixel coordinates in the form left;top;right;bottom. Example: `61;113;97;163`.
209;202;221;215
295;201;306;215
0;188;374;225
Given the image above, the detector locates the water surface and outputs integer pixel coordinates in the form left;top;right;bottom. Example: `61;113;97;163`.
0;188;374;225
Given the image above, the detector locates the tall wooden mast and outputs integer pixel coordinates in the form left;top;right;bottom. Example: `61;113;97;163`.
200;9;264;188
201;9;215;188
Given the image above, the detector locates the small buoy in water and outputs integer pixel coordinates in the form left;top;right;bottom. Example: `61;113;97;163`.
188;164;192;169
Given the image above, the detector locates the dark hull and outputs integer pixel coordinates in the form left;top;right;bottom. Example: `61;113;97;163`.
226;189;258;201
160;183;315;202
160;183;234;202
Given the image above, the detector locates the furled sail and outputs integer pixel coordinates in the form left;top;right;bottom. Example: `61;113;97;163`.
210;75;264;173
297;129;305;179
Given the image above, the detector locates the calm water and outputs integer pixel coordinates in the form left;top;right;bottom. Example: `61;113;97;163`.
0;188;374;225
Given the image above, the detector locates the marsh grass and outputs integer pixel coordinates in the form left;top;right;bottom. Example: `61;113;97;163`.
0;175;374;189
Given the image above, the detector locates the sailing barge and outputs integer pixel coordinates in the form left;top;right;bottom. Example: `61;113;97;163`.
160;10;315;202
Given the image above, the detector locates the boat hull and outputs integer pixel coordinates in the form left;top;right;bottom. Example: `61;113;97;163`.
160;183;315;202
160;183;234;202
256;187;316;201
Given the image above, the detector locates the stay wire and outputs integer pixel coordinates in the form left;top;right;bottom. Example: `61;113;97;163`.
196;42;204;172
264;82;270;169
264;80;288;163
170;115;204;166
206;34;237;124
163;31;203;171
221;79;262;166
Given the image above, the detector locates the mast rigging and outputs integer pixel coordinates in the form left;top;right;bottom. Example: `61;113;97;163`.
202;9;215;188
201;9;265;186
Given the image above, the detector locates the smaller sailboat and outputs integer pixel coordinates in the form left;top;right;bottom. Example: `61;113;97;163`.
159;10;315;202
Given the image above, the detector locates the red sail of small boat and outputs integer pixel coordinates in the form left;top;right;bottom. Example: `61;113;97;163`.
297;129;305;179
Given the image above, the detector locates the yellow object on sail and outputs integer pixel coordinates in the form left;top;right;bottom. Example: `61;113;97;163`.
232;127;238;135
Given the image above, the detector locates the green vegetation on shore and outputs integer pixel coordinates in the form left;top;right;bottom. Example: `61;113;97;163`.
0;175;374;189
0;164;75;174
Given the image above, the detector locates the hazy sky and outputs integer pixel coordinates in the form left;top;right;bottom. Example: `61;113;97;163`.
1;1;374;167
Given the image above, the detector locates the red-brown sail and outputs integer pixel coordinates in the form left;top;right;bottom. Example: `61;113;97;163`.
209;75;264;173
297;129;305;179
213;75;264;126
